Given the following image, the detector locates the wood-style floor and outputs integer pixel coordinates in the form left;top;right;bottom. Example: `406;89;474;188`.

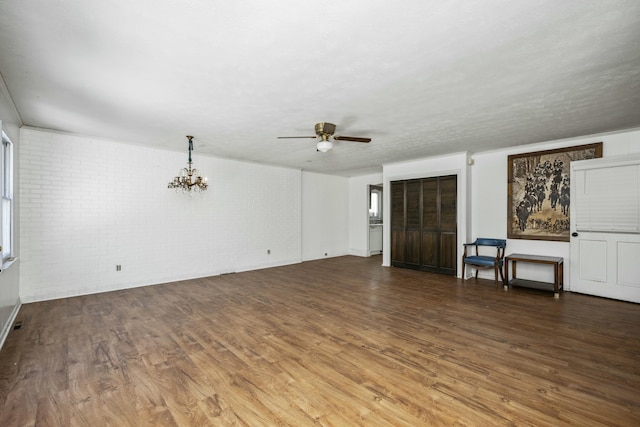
1;256;639;426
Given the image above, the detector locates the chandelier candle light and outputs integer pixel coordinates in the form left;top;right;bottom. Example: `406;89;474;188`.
168;135;208;193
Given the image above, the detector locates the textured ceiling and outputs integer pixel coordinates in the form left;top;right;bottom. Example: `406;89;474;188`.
1;0;639;176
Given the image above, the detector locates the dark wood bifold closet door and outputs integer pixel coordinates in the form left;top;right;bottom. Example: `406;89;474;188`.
390;181;406;265
405;179;422;267
391;175;457;276
437;175;457;274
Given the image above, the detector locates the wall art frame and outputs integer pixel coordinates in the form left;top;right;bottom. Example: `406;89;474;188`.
507;142;603;242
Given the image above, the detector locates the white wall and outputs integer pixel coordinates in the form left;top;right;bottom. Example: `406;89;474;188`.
472;128;640;287
301;171;349;260
348;173;383;257
11;120;640;313
382;152;471;274
376;129;640;285
0;74;22;348
19;128;303;302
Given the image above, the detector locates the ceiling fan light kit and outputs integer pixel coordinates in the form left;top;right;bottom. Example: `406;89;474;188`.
317;138;333;153
278;122;371;153
168;135;208;193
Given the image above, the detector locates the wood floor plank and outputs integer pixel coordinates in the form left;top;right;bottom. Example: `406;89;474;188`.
2;255;640;426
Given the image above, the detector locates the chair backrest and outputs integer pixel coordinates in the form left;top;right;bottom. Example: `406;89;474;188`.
475;238;507;248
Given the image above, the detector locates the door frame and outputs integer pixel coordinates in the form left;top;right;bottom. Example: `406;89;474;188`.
367;184;383;256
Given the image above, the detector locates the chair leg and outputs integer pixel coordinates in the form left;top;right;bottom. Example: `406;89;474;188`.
494;266;499;287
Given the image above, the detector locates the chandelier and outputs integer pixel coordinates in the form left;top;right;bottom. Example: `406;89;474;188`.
168;135;208;193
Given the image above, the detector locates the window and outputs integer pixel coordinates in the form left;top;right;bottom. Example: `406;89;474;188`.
369;191;379;217
1;131;13;263
574;162;640;233
369;185;383;221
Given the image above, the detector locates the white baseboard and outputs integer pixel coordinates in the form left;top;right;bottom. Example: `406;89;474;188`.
20;259;305;303
348;248;369;257
0;299;21;351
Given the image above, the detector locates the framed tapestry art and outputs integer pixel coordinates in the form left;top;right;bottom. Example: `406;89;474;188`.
507;142;603;242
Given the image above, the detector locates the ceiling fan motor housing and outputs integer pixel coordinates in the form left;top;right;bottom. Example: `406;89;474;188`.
315;122;336;137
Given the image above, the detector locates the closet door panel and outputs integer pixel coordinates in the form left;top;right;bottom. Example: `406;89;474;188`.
390;181;406;265
421;232;438;267
421;179;438;230
421;178;439;269
406;231;421;266
440;231;457;272
405;180;422;266
440;176;457;233
391;230;405;264
440;176;457;274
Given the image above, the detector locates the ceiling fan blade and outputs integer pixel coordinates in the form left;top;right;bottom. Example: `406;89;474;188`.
334;136;371;143
277;136;317;139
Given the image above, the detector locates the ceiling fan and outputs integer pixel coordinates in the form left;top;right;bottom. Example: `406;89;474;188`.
278;122;371;152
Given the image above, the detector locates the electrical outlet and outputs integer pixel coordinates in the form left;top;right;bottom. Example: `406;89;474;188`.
267;249;271;254
116;265;122;271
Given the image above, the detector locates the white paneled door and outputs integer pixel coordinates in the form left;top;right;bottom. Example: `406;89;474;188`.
570;155;640;303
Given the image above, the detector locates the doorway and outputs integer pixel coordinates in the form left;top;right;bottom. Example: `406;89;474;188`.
369;184;383;255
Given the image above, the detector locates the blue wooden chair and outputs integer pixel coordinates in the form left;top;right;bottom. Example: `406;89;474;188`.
462;238;507;286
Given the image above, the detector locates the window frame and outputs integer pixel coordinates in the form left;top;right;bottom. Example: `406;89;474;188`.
1;130;14;265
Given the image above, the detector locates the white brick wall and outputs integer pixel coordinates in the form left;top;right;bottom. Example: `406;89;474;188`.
19;128;302;302
302;172;349;260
